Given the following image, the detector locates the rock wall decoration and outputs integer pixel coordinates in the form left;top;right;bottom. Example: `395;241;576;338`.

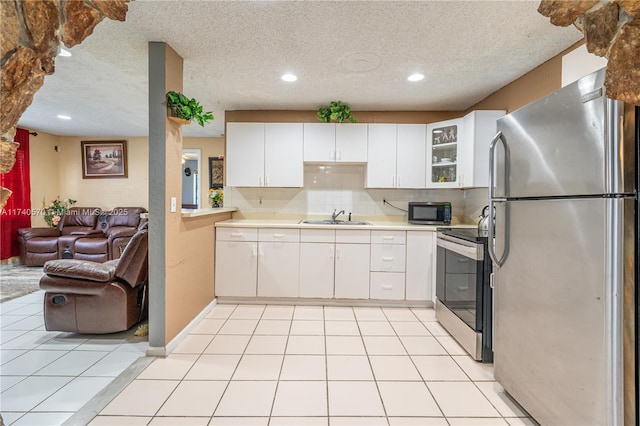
538;0;640;104
0;0;131;208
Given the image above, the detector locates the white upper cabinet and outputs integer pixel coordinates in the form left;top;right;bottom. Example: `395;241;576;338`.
335;123;368;162
303;123;367;162
458;110;505;188
226;122;303;187
226;122;265;187
366;123;426;188
366;124;397;188
427;110;504;188
303;123;335;162
264;123;304;187
396;124;427;188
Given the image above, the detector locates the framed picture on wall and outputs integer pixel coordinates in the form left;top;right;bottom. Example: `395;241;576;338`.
209;156;224;189
81;140;128;179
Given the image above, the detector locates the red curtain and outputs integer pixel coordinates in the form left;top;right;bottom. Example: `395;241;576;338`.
0;128;31;260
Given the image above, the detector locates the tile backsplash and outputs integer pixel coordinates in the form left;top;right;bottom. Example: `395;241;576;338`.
225;164;488;223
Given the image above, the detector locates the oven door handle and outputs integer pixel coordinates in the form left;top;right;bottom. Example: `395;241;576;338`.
437;238;483;261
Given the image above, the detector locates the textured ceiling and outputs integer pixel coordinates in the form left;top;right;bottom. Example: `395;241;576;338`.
18;0;583;138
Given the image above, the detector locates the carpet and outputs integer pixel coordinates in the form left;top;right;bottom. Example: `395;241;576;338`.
0;264;44;303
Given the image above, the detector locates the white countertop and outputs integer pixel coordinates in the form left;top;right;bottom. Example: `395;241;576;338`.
215;218;476;231
181;207;237;218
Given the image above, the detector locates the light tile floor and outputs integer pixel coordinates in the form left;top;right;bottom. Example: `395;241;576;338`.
0;290;147;425
91;304;536;426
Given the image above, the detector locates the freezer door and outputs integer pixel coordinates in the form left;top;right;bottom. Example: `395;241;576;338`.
494;68;618;198
493;197;621;425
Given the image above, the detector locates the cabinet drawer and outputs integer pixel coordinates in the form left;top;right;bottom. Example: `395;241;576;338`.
371;244;406;272
370;272;405;300
258;228;300;242
336;229;371;244
371;230;406;245
300;229;335;243
216;227;258;242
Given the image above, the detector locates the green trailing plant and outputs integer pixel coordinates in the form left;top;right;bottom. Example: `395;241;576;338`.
316;101;356;123
166;91;214;127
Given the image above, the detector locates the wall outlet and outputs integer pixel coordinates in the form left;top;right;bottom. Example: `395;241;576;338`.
170;197;177;212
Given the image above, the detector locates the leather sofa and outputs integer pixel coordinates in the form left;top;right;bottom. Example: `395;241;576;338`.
17;207;146;266
39;226;149;334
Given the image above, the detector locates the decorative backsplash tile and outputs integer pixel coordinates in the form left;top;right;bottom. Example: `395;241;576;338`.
224;165;487;223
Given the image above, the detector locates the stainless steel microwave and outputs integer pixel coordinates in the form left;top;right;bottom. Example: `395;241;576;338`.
408;202;452;225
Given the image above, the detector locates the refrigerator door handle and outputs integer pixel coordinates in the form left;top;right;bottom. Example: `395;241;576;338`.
489;131;508;268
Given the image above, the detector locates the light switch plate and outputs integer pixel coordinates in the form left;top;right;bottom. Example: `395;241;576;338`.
170;197;177;212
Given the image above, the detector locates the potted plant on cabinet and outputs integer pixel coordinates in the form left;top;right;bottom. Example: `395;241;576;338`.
166;91;214;126
316;100;356;123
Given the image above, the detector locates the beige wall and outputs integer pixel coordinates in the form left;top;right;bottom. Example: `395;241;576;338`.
28;134;224;215
54;136;150;210
28;131;62;227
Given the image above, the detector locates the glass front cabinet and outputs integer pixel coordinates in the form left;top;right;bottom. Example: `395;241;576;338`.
427;118;463;188
427;110;505;189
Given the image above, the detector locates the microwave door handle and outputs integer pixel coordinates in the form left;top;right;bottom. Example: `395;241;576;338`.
488;131;508;268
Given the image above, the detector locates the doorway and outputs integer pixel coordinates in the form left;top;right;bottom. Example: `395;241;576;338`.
181;149;201;209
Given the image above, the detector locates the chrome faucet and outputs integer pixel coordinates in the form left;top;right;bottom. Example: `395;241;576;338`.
331;209;345;222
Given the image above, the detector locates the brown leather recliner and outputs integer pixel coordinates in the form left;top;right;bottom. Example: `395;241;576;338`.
72;207;147;263
39;227;148;334
18;207;101;266
18;207;146;266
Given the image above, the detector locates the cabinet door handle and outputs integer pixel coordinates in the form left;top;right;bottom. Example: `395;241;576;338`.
382;285;394;290
265;175;270;186
259;176;263;186
273;233;285;239
336;246;341;259
231;232;243;237
330;150;335;160
337;150;342;160
391;175;395;187
382;256;394;262
258;244;264;256
397;175;401;187
382;236;394;241
252;244;257;257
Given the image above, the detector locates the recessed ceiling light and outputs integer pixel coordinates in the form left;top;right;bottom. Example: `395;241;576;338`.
407;73;424;82
281;73;297;82
57;114;71;120
58;48;72;57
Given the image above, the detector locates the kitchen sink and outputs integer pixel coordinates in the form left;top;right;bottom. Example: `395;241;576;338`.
299;219;371;226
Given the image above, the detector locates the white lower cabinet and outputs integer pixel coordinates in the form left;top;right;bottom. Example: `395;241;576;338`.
216;225;434;303
215;228;259;297
405;231;435;301
335;243;370;299
258;242;300;297
257;228;300;298
299;242;335;298
370;230;406;299
370;272;405;300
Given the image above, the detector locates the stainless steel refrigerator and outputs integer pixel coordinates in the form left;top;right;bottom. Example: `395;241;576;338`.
488;68;638;425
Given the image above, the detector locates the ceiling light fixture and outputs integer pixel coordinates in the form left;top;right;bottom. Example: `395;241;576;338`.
58;48;72;57
57;114;71;120
281;73;297;82
407;73;424;82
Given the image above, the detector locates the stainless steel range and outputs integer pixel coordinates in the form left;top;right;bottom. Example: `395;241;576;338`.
435;228;492;362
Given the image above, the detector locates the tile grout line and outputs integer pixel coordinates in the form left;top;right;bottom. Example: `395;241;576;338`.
146;305;238;422
355;307;391;426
